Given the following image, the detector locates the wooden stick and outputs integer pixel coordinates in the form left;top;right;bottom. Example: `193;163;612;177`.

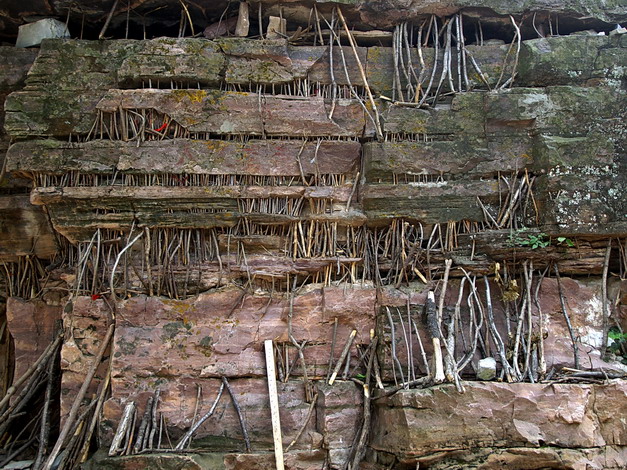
483;276;516;382
222;377;251;452
426;289;445;384
336;7;383;139
285;392;317;452
347;336;378;470
179;0;196;36
0;333;62;413
533;266;549;378
110;405;135;455
98;0;120;39
601;239;612;359
373;377;430;400
411;318;430;376
43;323;114;470
110;232;143;302
33;345;59;470
554;264;580;369
133;396;153;454
186;385;202;449
147;389;161;450
175;383;224;450
328;329;357;385
326;317;338;381
78;365;112;464
385;306;404;385
264;341;284;470
523;262;535;382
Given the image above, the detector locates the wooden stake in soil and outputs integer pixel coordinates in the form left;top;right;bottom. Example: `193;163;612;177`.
264;340;285;470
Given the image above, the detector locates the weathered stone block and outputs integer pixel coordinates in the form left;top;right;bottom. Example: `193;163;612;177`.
5;298;61;382
0;195;57;261
308;46;366;87
16;18;69;48
82;450;227;470
224;450;326;470
539;157;626;234
366;43;509;97
4;89;103;138
0;47;39;90
316;381;362;468
361;181;503;223
517;35;627;86
117;39;225;86
60;297;110;423
7;139;360;176
485;86;626;138
104;377;314;450
110;287;375;380
378;92;486;136
362;139;531;182
25;39;135;90
371;381;626;460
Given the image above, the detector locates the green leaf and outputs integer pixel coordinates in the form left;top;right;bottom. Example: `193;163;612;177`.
609;330;621;340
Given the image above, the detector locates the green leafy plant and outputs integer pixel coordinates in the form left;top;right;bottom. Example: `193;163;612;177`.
508;230;576;250
608;327;627;365
508;229;550;249
556;236;575;247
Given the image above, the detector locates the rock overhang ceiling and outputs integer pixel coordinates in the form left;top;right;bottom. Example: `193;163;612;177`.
1;0;625;43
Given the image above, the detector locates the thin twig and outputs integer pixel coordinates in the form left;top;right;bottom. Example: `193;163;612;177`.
285;392;318;452
328;330;357;385
554;264;580;369
601;239;612;359
43;323;115;470
99;0;120;39
175;383;224;450
222;377;251;452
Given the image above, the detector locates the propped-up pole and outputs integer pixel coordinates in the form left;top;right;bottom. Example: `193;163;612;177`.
264;340;285;470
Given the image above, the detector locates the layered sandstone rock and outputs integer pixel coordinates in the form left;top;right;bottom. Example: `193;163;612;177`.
371;381;627;468
0;3;625;469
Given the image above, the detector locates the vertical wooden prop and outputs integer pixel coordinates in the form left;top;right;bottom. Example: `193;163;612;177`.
264;340;285;470
425;291;445;383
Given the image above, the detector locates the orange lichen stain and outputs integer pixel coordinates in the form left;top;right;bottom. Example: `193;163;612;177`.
203;140;230;151
172;89;207;103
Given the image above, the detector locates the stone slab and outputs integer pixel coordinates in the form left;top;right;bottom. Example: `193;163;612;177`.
0;195;57;262
371;381;627;459
7;139;361;176
109;286;375;380
5;298;61;383
97;89;366;137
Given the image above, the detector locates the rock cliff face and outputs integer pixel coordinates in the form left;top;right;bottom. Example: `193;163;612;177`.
0;1;626;469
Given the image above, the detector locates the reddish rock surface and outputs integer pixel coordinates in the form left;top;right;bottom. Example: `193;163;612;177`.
103;377;315;449
60;296;111;421
97;286;374;456
5;297;61;381
371;381;627;462
109;286;375;381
